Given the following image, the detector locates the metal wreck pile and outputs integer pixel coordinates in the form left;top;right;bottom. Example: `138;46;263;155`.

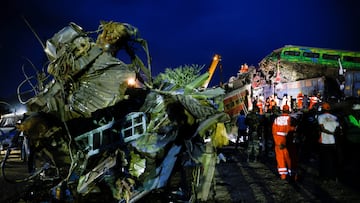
2;21;230;202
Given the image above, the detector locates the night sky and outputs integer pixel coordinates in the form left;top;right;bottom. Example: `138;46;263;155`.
1;0;360;100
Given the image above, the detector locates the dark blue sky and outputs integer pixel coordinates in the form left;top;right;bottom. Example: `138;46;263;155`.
1;0;360;100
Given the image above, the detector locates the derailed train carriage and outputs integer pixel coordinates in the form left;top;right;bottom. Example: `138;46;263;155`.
2;21;230;202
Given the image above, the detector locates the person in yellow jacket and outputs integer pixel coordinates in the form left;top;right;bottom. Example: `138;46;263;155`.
272;104;296;180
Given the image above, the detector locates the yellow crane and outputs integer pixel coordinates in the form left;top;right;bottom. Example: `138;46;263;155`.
185;54;222;92
201;54;222;89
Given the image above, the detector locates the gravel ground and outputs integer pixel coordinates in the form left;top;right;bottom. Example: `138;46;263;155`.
211;145;360;202
2;146;360;203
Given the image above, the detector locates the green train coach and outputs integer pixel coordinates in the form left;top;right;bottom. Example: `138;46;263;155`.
265;45;360;69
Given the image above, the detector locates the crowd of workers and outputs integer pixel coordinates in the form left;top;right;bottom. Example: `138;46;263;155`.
235;93;360;183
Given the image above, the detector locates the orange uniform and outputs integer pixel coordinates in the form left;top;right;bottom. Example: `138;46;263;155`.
296;93;304;110
272;107;295;180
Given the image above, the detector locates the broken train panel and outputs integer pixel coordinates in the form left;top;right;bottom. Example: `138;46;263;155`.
9;21;231;202
22;21;150;122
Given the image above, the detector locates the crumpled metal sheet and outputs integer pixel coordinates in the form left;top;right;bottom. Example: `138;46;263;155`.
44;23;85;61
130;131;177;157
173;94;219;120
25;22;140;121
26;51;135;119
68;52;135;117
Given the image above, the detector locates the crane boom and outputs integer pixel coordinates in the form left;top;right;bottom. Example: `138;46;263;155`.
202;54;221;89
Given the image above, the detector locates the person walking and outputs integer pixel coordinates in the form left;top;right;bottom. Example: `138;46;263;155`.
272;104;296;180
317;102;340;182
245;106;261;162
235;110;248;150
286;112;301;181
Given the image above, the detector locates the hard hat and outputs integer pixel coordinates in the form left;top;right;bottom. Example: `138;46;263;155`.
322;102;331;111
282;104;290;111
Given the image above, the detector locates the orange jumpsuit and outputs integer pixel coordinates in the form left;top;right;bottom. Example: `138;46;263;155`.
272;113;295;179
296;93;303;110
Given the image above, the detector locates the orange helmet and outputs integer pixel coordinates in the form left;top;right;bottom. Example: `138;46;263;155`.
282;104;290;111
322;102;331;111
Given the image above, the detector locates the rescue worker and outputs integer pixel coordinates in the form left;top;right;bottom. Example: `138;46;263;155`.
296;92;304;110
235;110;248;149
309;94;319;110
289;96;295;112
281;94;289;111
239;63;249;73
287;112;301;181
245;106;261;162
265;97;271;113
256;96;264;115
269;97;277;112
303;94;309;109
317;102;340;182
263;104;278;158
274;94;280;109
272;104;296;180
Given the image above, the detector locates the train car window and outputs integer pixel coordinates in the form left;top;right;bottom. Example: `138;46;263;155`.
283;51;300;56
343;56;360;63
303;52;320;58
323;54;340;60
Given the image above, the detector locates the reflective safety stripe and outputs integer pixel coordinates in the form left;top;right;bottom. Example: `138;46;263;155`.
278;167;289;175
276;132;287;136
274;116;290;126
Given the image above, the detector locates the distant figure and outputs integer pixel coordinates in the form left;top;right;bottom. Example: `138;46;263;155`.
281;94;289;111
309;94;319;110
339;81;345;98
272;104;296;180
296;92;304;110
286;112;301;181
303;94;309;109
269;96;277;112
239;63;249;73
236;110;248;149
317;102;340;181
274;94;280;109
290;96;296;112
265;97;271;113
256;97;264;115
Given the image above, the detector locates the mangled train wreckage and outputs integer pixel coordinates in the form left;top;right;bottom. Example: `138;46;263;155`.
2;21;230;202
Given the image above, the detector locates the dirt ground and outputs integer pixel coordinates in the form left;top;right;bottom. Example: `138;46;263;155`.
1;146;360;202
211;145;360;202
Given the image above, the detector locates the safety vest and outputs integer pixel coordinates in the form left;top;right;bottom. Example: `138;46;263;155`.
272;114;294;137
